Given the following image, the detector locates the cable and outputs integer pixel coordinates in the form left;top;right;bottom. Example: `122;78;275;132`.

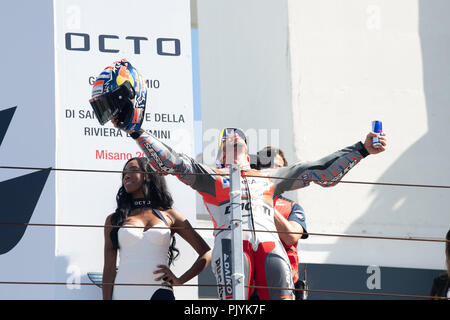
248;284;450;300
0;281;221;288
1;165;450;189
0;221;448;243
0;281;448;300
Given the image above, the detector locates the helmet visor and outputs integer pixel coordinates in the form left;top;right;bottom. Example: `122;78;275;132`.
89;81;135;126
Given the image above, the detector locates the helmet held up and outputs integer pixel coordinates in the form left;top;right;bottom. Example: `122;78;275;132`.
89;59;147;131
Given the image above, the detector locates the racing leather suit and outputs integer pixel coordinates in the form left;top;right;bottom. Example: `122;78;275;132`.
130;129;370;300
274;195;308;285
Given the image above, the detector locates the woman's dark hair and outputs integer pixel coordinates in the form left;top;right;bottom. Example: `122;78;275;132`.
109;157;179;265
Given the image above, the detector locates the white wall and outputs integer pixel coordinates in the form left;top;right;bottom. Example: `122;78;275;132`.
197;0;296;172
197;0;450;270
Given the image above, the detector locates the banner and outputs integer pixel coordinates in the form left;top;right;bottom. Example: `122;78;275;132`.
0;0;194;300
53;0;195;299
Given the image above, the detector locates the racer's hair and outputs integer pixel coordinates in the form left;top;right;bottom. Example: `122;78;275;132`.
109;157;179;265
257;146;288;169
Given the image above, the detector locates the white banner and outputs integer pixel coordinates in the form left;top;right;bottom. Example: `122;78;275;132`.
54;0;196;299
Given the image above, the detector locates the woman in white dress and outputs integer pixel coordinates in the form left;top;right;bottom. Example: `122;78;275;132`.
102;157;211;300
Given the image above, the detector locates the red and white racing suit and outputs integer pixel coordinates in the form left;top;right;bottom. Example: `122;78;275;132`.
130;129;369;300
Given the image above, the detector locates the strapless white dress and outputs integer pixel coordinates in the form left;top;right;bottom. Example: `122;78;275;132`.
112;210;173;300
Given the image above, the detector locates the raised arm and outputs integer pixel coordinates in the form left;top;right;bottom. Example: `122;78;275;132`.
272;132;386;196
128;128;218;195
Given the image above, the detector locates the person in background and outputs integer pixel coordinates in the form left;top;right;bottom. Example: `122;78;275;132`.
102;157;211;300
255;146;309;300
430;229;450;299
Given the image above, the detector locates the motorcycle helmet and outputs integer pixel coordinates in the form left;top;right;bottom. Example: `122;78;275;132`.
89;59;147;131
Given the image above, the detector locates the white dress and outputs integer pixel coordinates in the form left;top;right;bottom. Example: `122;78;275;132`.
112;209;173;300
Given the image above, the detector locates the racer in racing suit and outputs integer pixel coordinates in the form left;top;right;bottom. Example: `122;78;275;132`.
255;146;309;300
123;126;386;300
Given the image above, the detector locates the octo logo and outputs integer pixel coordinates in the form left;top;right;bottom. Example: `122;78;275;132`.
65;33;181;56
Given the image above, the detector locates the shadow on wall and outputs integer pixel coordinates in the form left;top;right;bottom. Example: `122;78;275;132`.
318;0;450;299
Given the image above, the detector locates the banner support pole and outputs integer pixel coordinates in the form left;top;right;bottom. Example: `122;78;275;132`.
230;164;245;300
